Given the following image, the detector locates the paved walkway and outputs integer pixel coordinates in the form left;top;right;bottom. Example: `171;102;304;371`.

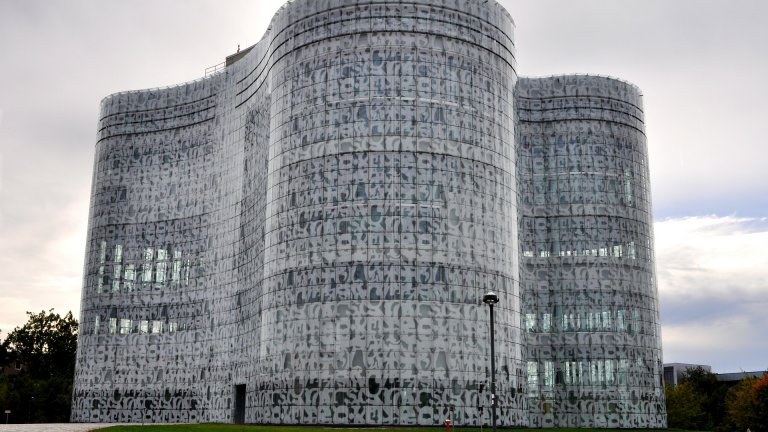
0;424;129;432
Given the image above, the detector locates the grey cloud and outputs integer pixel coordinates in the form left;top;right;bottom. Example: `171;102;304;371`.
655;216;768;371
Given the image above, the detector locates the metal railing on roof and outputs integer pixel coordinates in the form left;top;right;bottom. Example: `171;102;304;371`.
205;61;225;76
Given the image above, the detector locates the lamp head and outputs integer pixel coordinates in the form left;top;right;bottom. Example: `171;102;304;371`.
483;291;499;305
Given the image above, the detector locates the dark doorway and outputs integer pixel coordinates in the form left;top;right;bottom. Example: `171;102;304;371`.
233;384;246;424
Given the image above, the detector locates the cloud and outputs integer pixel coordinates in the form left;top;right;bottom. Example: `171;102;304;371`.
655;215;768;371
0;193;88;337
503;0;768;218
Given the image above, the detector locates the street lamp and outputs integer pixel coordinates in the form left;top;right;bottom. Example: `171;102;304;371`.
483;291;499;432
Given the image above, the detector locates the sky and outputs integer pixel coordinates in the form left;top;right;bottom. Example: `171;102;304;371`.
0;0;766;373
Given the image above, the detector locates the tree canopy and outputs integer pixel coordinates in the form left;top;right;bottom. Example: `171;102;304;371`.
666;366;768;432
721;372;768;432
0;309;78;423
4;310;78;379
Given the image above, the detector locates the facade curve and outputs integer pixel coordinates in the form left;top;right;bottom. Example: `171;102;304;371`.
516;75;665;428
72;1;665;429
73;0;525;425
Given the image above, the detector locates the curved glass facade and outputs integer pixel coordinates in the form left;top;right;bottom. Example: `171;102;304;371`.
72;1;664;428
516;76;665;428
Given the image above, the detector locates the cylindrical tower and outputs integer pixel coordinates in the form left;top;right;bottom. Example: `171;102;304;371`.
248;0;522;425
516;75;665;428
70;73;249;422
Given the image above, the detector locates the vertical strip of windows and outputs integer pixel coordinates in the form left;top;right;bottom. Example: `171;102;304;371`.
542;313;552;332
142;248;153;283
97;240;106;293
633;309;642;334
172;250;182;282
156;248;167;284
578;361;588;385
602;310;612;330
617;309;627;331
527;361;539;395
124;264;135;292
624;169;633;207
605;359;616;385
619;359;630;385
112;244;123;292
544;361;554;387
184;259;191;285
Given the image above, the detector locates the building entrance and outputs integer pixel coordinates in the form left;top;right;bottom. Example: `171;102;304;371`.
233;384;246;424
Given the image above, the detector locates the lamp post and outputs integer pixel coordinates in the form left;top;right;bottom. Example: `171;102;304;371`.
483;291;499;432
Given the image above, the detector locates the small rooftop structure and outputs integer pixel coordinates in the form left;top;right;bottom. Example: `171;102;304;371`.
663;363;711;386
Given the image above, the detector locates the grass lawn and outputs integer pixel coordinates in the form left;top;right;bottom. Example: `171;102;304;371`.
94;425;705;432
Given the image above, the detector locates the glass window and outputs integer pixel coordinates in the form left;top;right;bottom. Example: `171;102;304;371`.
151;320;163;334
142;248;153;282
602;311;612;330
97;265;104;293
119;319;131;335
618;359;630;385
605;359;616;384
99;240;107;264
184;259;191;284
539;312;549;332
525;313;536;332
544;361;554;387
156;249;167;284
616;310;626;331
124;264;135;292
112;264;122;292
527;361;538;393
172;251;182;281
624;169;633;206
627;241;637;259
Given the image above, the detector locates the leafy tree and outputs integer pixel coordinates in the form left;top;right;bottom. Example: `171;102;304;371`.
666;381;707;429
4;310;78;379
0;310;78;423
721;375;757;431
0;330;9;366
719;372;768;432
754;373;768;432
682;366;726;428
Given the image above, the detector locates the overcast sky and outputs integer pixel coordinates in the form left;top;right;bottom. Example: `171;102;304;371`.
0;0;766;373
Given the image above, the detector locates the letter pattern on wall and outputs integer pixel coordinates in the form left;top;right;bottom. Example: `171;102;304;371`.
516;75;666;428
73;0;525;426
72;0;666;428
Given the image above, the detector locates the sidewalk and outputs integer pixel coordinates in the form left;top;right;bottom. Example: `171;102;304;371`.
0;424;128;432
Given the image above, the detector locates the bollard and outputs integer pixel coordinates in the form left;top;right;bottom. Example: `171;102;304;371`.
445;418;451;432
